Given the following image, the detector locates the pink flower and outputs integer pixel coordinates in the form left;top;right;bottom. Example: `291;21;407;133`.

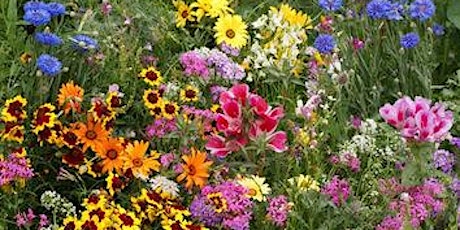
15;213;27;227
379;96;453;142
160;153;175;168
352;38;365;51
39;214;49;228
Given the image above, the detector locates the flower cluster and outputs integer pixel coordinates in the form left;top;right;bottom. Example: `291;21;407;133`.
266;195;293;227
0;96;27;143
40;190;76;217
15;208;49;229
205;83;287;157
366;0;435;21
380;96;453;142
0;148;34;187
190;181;254;230
23;1;65;26
377;178;445;229
245;4;312;77
321;176;351;206
180;47;245;80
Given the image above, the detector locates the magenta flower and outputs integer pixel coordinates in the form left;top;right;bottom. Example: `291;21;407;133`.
266;195;292;227
321;176;351;206
379;96;453;142
180;51;209;78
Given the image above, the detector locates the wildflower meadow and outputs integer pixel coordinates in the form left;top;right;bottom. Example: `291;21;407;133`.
1;0;460;229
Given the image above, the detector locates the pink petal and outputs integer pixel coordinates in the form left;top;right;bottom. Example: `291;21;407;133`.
267;131;288;152
230;84;249;105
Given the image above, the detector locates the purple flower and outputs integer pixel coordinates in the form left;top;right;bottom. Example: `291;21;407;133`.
207;49;245;80
0;152;34;187
314;34;336;54
386;2;404;20
432;23;445;36
190;181;253;230
376;215;403;230
24;9;51;26
220;42;240;57
180;51;209;78
160;153;175;168
266;195;292;227
450;177;460;198
400;32;420;49
46;2;66;17
37;54;62;76
318;0;343;12
145;118;178;138
352;38;365;51
34;31;63;46
366;0;391;20
321;176;351;206
451;137;460;149
432;149;455;173
409;0;435;22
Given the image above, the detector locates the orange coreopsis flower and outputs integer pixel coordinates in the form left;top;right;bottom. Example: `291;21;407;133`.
95;137;125;174
177;148;212;190
73;118;109;152
57;81;84;114
122;140;161;178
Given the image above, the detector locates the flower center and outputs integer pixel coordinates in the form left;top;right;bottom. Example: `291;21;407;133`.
148;92;159;104
226;29;235;39
185;90;196;99
85;130;97;140
181;10;189;18
165;104;176;114
146;70;158;81
106;149;118;159
248;188;257;196
188;165;196;175
133;158;143;167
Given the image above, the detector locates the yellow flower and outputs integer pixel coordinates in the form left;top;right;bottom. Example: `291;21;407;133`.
237;175;272;202
214;14;249;49
122;141;161;178
139;66;163;86
162;101;179;120
191;0;233;20
206;192;227;213
180;85;199;102
31;104;57;134
173;0;195;28
59;216;80;230
270;4;312;28
1;95;27;122
288;174;320;192
20;52;32;64
143;89;163;109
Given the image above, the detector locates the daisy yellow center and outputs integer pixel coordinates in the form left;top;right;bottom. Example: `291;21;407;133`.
248;188;257;196
133;158;143;167
226;29;235;39
106;149;118;159
85;130;97;140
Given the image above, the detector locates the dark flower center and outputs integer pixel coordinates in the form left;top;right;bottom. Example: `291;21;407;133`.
181;10;189;18
146;70;158;81
86;130;97;140
226;29;235;39
164;104;176;114
107;149;118;159
185;90;196;99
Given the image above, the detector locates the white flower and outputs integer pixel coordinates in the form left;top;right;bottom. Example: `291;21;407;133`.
252;14;268;29
149;175;179;198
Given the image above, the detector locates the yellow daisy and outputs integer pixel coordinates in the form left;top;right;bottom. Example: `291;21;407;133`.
162;101;179;120
139;66;163;86
122;140;161;178
173;0;195;28
180;85;199;102
1;95;27;122
214;14;249;49
143;89;163;109
237;175;272;202
288;174;320;192
191;0;233;20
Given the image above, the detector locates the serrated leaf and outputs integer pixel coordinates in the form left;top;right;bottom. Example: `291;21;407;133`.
447;0;460;29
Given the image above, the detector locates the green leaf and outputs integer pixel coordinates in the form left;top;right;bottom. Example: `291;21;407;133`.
447;0;460;29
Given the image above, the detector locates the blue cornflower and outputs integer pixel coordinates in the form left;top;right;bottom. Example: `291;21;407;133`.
46;2;66;17
318;0;343;12
37;54;62;76
23;1;48;12
409;0;435;21
23;9;51;26
71;34;99;52
366;0;391;19
400;32;420;49
314;34;336;54
34;32;63;46
386;2;404;20
432;23;445;36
